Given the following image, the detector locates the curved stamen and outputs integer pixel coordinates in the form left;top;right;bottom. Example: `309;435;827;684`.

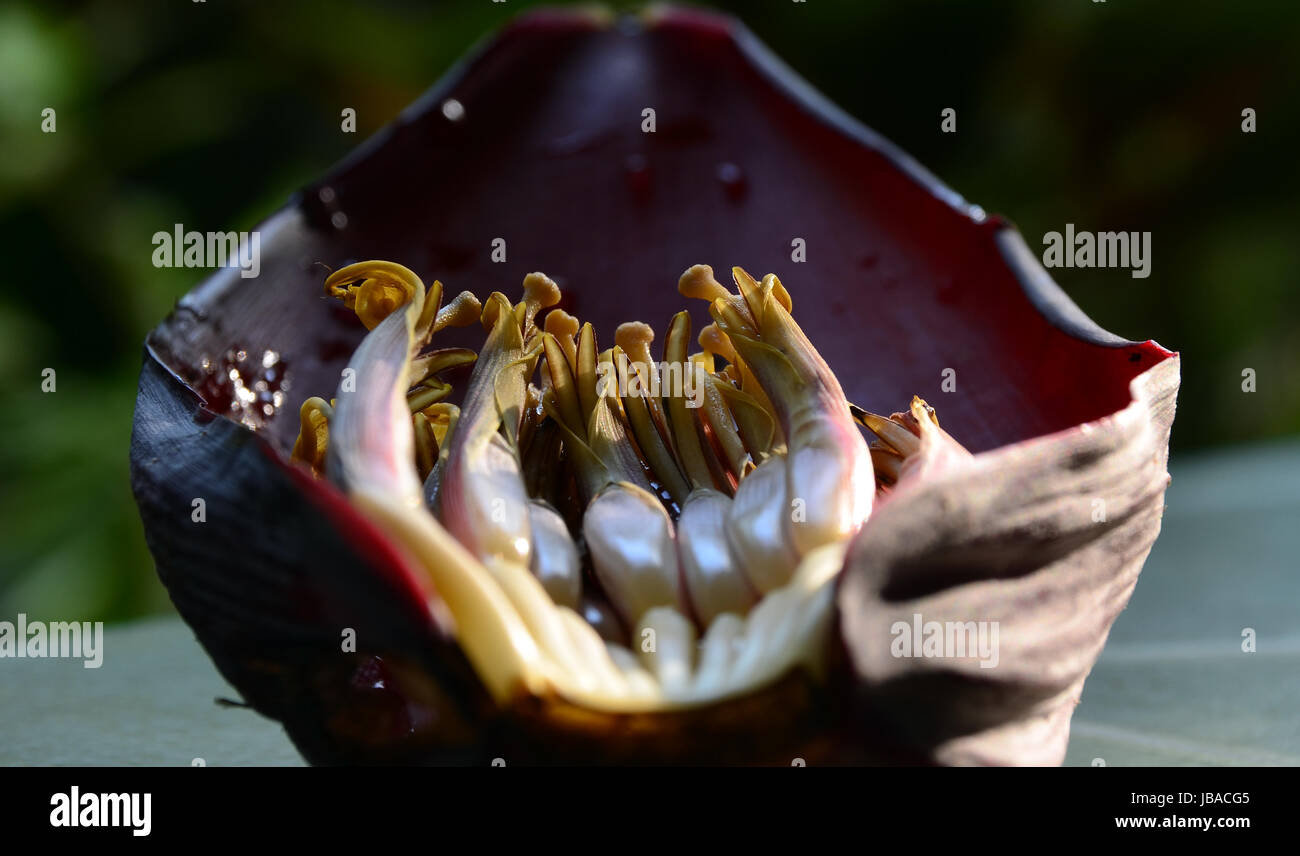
324;260;424;331
614;344;692;507
616;321;672;441
517;272;562;343
699;372;751;482
664;311;715;491
290;396;333;474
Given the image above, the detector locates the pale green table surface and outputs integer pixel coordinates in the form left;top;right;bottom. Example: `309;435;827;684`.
4;442;1298;766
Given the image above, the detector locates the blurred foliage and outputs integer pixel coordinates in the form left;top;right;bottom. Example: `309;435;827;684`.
0;0;1296;624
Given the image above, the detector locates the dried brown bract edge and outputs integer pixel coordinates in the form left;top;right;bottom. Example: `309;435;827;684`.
289;260;965;712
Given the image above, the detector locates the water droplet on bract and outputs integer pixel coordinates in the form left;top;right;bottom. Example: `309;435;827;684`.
318;186;337;205
441;98;465;122
330;211;348;230
716;162;746;201
191;344;292;430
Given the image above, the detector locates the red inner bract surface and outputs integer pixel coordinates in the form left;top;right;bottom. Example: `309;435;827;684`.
149;6;1172;459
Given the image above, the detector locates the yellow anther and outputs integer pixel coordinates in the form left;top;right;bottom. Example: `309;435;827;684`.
690;350;714;375
731;266;766;321
480;292;514;331
678;264;730;304
408;381;452;413
435;290;483;333
522;272;561;320
323;261;422;330
615;321;655;360
761;273;793;313
413;411;439;481
541;333;585;436
545;309;580;372
615;320;673;444
290;397;333;473
853;407;921;457
615;321;658;394
710;297;757;338
576;323;599;426
422;402;460;447
910;395;940;427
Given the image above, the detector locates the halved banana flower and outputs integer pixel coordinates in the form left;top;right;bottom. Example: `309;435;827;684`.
133;7;1180;767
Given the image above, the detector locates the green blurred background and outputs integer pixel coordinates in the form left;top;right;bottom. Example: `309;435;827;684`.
1;0;1296;624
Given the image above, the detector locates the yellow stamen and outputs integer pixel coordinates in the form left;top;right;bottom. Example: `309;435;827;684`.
435;290;483;333
851;406;921;457
698;323;737;366
678;264;731;305
290;396;333;474
576;323;600;428
542;333;585;434
324;260;423;330
413;411;438;481
422;402;459;447
664;311;714;491
761;273;793;313
516;272;562;341
407;382;451;413
544;309;580;373
616;321;672;442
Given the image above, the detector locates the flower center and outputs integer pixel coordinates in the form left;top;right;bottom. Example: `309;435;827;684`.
290;261;963;712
